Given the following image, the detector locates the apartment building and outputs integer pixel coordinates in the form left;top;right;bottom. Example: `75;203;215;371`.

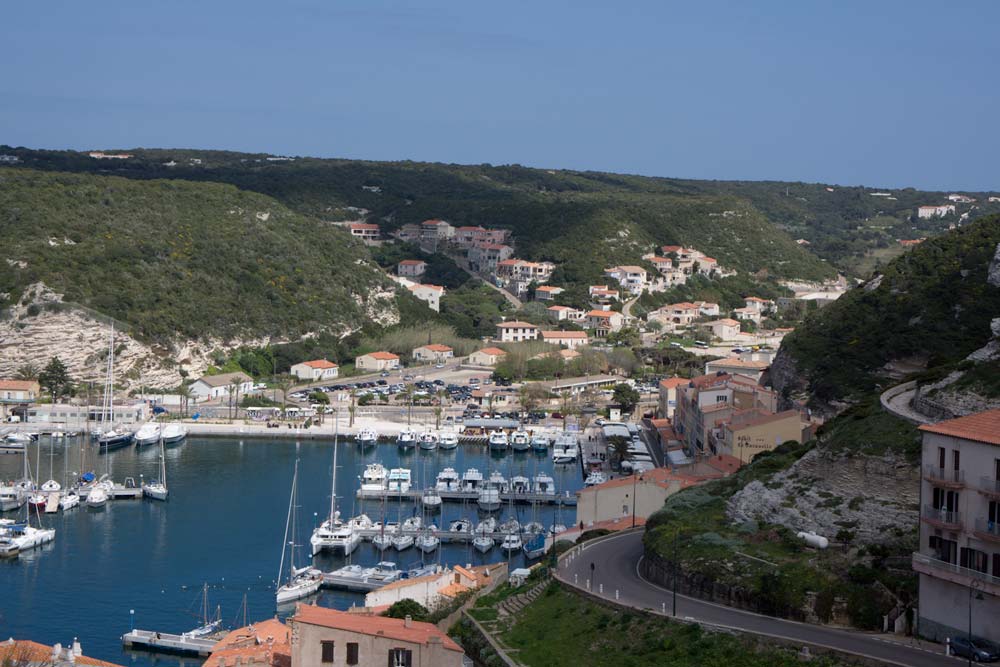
912;410;1000;645
468;243;513;274
585;310;625;337
604;265;648;295
496;259;556;295
495;321;539;343
673;372;778;456
348;222;381;245
407;283;444;312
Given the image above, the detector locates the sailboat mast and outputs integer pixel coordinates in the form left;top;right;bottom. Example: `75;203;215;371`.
329;421;339;522
277;461;296;584
290;460;299;579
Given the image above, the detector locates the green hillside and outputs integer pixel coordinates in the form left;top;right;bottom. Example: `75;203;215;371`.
0;169;394;343
774;214;1000;403
2;147;861;283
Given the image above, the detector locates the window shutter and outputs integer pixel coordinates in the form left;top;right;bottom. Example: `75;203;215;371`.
404;649;413;667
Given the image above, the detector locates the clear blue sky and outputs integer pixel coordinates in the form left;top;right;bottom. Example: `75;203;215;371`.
4;1;998;190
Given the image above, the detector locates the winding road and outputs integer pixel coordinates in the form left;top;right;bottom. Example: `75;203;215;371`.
556;531;954;667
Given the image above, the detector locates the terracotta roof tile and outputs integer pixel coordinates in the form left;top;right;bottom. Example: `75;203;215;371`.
365;351;400;361
291;605;463;653
301;359;337;369
476;347;506;356
919;409;1000;446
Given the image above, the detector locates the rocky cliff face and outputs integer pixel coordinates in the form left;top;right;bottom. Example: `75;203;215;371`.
0;283;270;390
727;447;919;546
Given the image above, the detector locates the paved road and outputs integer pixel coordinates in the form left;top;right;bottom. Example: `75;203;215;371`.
880;381;932;425
558;531;954;667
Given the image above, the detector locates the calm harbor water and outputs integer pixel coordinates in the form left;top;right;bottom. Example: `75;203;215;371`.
0;435;581;667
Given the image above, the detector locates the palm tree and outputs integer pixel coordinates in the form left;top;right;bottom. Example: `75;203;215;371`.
348;388;358;428
277;375;295;417
434;389;448;429
176;383;192;418
227;380;240;420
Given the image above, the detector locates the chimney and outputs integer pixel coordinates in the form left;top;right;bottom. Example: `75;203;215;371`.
72;639;82;658
404;615;412;628
52;643;62;661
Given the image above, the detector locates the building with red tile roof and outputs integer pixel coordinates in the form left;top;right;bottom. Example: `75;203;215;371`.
355;351;401;372
0;639;123;667
289;605;463;667
290;359;340;382
412;343;455;363
206;619;290;667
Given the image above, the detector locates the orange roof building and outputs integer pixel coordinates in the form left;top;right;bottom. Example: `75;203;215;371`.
206;619;290;667
0;639;124;667
919;409;1000;446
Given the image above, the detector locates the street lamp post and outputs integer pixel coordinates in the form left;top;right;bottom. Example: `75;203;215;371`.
672;528;679;617
631;473;638;528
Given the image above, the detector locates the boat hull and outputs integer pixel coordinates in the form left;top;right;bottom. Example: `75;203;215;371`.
99;434;134;451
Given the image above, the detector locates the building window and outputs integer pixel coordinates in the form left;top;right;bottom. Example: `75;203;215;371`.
960;547;989;573
346;642;359;665
938;447;945;469
388;648;412;667
321;641;335;663
929;535;957;564
953;449;960;471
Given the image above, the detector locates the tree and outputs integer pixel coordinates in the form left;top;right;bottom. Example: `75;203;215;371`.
15;363;38;381
612;383;640;415
348;388;358;427
434;389;448;429
518;383;549;422
38;357;70;401
176;382;192;417
383;599;429;622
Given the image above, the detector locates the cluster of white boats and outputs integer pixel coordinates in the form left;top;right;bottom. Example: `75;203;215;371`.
358;425;581;459
273;428;572;605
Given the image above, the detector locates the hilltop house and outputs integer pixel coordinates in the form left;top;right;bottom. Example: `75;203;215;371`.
189;372;254;401
534;285;564;301
495;321;539;343
918;204;956;219
397;259;427;277
912;409;1000;645
588;285;620;304
733;307;761;325
743;296;774;314
604;265;648;295
585;310;625;337
290;359;340;382
420;219;454;250
407;283;444;312
412;344;454;363
289;605;464;667
355;351;401;372
496;259;556;295
702;318;741;341
348;222;381;245
467;347;507;366
540;330;590;349
468;243;513;274
454;226;509;248
649;302;700;328
547;305;586;322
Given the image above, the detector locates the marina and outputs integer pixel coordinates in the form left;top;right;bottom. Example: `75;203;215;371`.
0;433;583;667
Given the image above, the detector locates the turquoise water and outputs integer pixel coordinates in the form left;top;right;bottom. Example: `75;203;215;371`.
0;435;580;666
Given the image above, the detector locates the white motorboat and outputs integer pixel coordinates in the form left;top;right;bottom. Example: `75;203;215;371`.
416;529;440;553
461;468;483;492
435;467;460;492
477;486;501;512
475;517;497;535
510;476;530;494
487;471;508;493
498;517;520;535
322;561;401;591
356;427;378;448
418;431;438;450
86;485;109;508
372;530;393;551
276;460;321;605
488;430;508;451
421;488;442;510
500;532;523;552
397;429;417;450
98;427;133;451
510;430;530;451
531;435;550;453
133;422;161;447
310;513;361;557
584;472;607;486
523;531;546;559
473;534;494;553
438;432;459;450
361;463;389;492
161;423;188;444
552;445;577;464
4;432;32;444
534;473;556;495
0;522;55;552
59;491;80;511
449;518;473;535
387;468;411;493
402;516;422;532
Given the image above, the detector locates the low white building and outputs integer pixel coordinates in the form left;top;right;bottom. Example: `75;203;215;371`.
540;330;590;349
397;259;427;277
585;310;625;337
703;318;741;340
604;265;648;295
290;359;340;382
412;344;454;363
918;204;956;219
495;321;539;343
408;283;445;312
355;351;401;372
467;347;507;366
189;372;255;400
534;285;564;301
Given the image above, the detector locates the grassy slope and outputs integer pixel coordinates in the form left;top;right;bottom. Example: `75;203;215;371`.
487;584;844;667
779;214;1000;402
0;169;393;343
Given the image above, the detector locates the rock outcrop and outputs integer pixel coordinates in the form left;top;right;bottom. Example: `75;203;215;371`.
727;447;919;546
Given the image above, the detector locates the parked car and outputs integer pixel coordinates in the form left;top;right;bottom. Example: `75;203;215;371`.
949;637;999;662
595;417;607;426
551;412;564;420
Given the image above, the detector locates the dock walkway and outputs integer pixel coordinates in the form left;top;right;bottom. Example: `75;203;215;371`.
356;489;576;506
121;630;216;656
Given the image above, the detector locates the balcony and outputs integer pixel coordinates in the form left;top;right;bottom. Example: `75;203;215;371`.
923;465;965;489
912;552;1000;595
921;504;963;530
973;518;1000;543
978;477;1000;499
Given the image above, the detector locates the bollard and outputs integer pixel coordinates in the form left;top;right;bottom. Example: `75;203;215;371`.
586;579;591;590
574;574;578;584
615;589;619;600
662;602;666;614
599;583;603;594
